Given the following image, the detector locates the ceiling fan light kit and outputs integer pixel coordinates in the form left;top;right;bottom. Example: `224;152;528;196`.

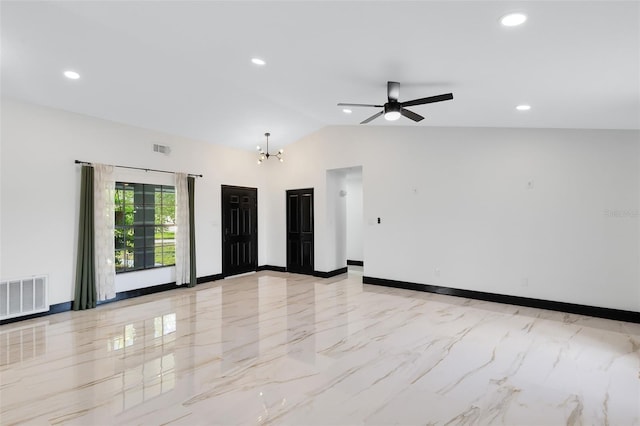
257;132;283;164
384;103;401;121
338;81;453;124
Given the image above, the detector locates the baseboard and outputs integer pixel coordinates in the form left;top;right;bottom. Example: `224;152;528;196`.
347;260;364;266
265;266;348;279
99;281;186;304
314;267;348;278
50;301;73;315
362;276;640;324
197;274;224;284
258;265;287;272
0;274;224;325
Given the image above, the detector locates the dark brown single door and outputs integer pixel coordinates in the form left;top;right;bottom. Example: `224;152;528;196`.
222;185;257;277
287;188;314;274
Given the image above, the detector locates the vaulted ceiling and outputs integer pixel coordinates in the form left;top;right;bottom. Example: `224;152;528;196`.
2;1;638;152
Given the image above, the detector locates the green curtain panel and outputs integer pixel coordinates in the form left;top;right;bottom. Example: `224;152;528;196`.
74;165;97;310
188;176;197;287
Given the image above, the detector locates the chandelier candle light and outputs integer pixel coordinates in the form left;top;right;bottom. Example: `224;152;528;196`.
257;132;284;164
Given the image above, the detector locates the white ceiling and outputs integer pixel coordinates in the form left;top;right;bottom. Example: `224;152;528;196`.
1;1;639;151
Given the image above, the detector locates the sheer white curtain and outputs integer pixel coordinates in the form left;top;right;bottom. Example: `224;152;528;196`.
175;173;190;285
94;163;116;300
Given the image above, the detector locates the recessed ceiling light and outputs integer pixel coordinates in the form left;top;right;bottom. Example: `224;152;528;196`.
63;70;80;80
501;13;527;27
251;58;266;66
516;104;531;111
342;109;352;114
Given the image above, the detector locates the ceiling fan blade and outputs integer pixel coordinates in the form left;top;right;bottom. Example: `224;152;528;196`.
360;111;383;124
401;93;454;108
401;108;424;122
338;103;384;108
387;81;400;102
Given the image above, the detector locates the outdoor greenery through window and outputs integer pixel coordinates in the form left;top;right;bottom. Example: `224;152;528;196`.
115;183;176;273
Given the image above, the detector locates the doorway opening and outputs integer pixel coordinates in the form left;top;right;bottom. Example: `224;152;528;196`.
326;166;363;275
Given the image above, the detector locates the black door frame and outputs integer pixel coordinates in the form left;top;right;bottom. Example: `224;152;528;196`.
221;185;258;277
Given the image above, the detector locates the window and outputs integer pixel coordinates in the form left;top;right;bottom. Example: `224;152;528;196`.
114;183;176;273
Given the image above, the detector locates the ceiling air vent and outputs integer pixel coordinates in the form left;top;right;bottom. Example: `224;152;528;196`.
153;144;171;155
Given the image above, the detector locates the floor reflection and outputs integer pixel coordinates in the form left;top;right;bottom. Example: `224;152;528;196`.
107;312;178;412
0;321;47;366
287;277;316;364
108;312;176;352
112;352;176;413
222;280;259;371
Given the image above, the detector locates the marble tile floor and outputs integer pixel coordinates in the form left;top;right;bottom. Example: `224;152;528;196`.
0;270;638;425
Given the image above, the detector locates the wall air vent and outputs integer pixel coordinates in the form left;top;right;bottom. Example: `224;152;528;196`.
153;144;171;155
0;275;49;320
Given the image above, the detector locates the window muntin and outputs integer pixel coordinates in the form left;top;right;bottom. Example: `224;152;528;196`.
114;183;176;273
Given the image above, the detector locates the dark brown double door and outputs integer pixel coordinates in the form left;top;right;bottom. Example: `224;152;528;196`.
222;185;257;277
287;188;314;274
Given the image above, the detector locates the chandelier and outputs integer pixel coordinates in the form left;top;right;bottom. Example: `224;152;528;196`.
257;132;283;164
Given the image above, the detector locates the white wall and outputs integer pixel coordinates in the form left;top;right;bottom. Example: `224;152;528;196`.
2;99;638;313
1;99;267;304
265;125;640;312
345;168;363;262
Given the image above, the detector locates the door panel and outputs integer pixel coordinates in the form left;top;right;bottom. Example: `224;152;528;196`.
287;188;314;274
301;194;313;232
288;195;299;232
222;185;257;277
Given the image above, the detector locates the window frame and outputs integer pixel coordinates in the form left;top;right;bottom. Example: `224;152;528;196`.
114;182;176;274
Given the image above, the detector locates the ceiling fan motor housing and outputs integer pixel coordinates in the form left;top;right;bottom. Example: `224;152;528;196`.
384;101;402;120
384;102;401;114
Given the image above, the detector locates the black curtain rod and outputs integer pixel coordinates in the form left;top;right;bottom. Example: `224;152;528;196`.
75;160;203;178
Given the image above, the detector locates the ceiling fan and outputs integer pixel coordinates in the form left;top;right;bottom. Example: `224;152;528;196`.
338;81;453;124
